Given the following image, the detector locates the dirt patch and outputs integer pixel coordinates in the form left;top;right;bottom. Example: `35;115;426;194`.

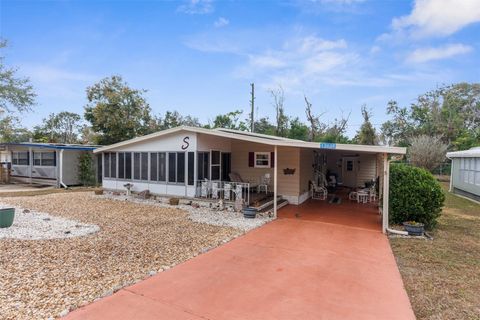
0;192;242;319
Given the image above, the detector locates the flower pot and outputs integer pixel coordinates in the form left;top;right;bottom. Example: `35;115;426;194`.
0;208;15;228
243;207;257;219
403;222;424;236
169;198;180;206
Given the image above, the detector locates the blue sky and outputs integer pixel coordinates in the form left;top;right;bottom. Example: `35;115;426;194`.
2;0;480;137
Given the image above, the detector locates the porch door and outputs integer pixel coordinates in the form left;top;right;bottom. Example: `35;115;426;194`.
221;153;231;181
342;157;358;187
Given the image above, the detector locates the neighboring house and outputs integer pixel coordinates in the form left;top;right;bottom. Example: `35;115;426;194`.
0;142;101;187
94;126;406;233
447;147;480;202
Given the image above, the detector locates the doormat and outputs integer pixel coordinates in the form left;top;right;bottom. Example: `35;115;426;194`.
329;196;342;204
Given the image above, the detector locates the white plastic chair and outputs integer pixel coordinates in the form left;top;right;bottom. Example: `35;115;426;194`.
224;183;232;201
311;182;327;200
211;182;219;199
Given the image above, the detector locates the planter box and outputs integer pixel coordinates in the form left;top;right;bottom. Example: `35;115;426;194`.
243;207;257;219
0;208;15;228
403;222;424;236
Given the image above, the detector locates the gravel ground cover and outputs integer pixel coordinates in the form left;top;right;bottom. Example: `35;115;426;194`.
101;192;274;232
0;192;246;320
0;204;99;240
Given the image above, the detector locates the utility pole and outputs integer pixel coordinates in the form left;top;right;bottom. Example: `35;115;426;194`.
250;83;255;132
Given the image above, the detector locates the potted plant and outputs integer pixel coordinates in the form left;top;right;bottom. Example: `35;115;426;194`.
403;221;425;236
0;208;15;228
243;207;257;219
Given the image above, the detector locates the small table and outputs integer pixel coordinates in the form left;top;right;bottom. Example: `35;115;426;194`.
357;191;369;204
257;184;268;194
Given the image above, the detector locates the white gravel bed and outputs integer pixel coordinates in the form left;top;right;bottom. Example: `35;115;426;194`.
0;203;99;240
100;193;274;232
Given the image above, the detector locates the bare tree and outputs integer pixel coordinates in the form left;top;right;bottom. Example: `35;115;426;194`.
270;85;289;137
304;95;325;141
409;135;448;171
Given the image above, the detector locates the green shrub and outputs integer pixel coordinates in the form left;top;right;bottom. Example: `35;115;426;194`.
78;152;96;186
389;163;445;230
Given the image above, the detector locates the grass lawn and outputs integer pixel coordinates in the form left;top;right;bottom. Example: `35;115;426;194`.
390;182;480;320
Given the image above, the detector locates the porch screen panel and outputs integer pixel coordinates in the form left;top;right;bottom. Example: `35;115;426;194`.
177;152;185;183
168;153;176;183
197;152;209;180
104;153;110;178
133;152;141;180
110;153;117;178
16;152;29;166
41;152;56;166
118;152;125;179
125;152;132;179
158;153;166;181
34;152;41;166
141;152;148;180
188;152;194;185
150;153;158;181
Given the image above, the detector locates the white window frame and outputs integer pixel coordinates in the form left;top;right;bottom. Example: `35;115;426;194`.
254;152;271;168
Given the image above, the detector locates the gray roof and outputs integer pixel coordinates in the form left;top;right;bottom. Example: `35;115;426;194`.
447;147;480;158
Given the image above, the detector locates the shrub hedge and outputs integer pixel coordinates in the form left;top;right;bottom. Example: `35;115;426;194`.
389;163;445;230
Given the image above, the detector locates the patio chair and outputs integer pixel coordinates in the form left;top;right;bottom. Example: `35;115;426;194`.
224;183;232;201
211;182;220;200
201;181;209;198
311;181;327;200
234;184;243;202
229;172;258;188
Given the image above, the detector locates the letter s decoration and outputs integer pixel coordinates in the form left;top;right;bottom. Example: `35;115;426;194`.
181;136;190;150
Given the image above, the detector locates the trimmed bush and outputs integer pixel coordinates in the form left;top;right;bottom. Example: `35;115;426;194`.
389;163;445;230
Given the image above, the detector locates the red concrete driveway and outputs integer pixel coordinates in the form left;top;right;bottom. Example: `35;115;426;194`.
66;203;415;320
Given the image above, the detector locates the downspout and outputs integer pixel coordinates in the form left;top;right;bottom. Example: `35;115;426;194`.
59;149;67;189
446;154;453;192
383;153;408;236
273;145;278;219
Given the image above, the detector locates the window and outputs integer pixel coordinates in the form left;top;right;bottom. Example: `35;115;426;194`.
104;153;110;178
34;152;41;166
117;152;132;180
118;153;125;179
125;152;132;179
150;153;166;182
41;152;55;166
460;157;480;185
197;152;209;180
211;150;220;180
110;153;117;178
188;152;194;186
254;152;270;168
12;152;29;166
168;152;185;183
133;152;148;180
346;160;354;171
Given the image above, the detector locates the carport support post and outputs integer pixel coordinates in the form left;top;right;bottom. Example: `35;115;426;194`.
382;153;389;234
273;145;278;218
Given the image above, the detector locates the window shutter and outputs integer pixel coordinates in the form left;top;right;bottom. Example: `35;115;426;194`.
248;152;254;167
270;152;275;168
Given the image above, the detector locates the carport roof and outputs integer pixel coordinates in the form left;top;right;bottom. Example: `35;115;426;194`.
1;142;100;151
94;126;406;155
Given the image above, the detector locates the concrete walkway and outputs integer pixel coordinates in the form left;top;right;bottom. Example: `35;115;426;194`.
66;203;415;320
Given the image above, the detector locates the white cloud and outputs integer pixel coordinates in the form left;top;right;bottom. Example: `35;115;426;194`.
370;45;381;54
392;0;480;38
177;0;214;15
214;17;229;28
406;43;473;63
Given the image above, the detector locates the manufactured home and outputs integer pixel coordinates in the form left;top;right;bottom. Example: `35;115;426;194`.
94;126;406;233
447;147;480;202
1;142;100;187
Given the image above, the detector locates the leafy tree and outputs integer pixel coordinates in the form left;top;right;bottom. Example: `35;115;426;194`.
354;105;377;145
209;110;248;130
157;110;202;130
0;40;36;114
408;135;448;171
253;117;276;135
33;111;82;143
381;83;480;149
270;86;289;137
84;75;155;145
288;117;309;141
0;116;31;143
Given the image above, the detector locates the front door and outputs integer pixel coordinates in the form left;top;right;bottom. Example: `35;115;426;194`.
342;157;357;187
